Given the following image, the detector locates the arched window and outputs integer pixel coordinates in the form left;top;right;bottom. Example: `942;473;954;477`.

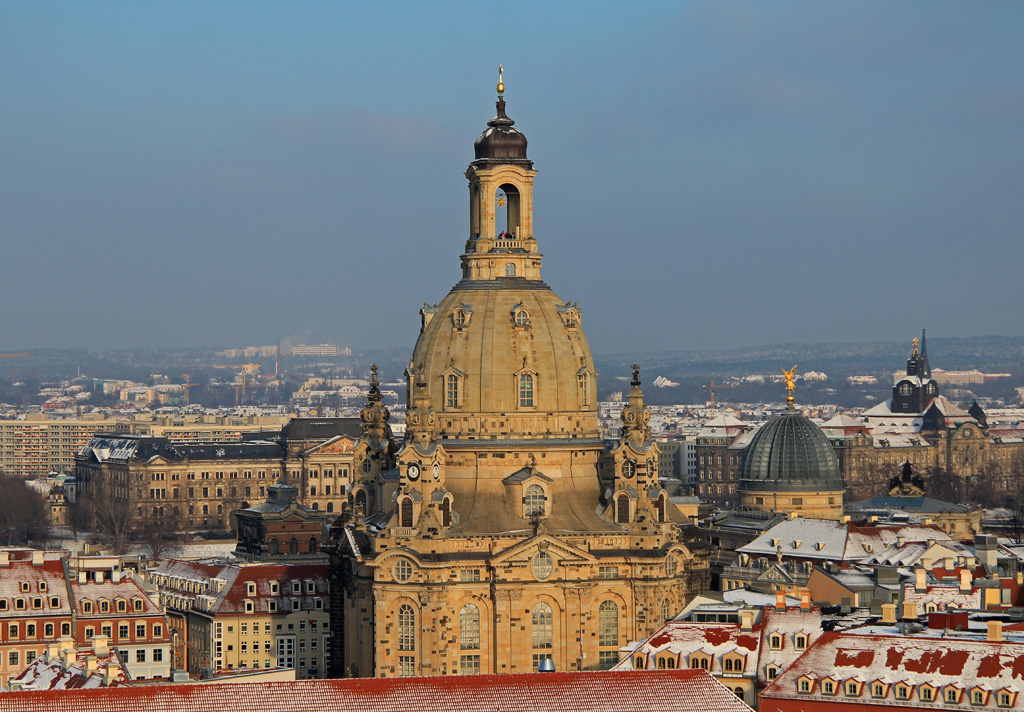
524;485;545;517
598;601;618;646
309;537;318;553
519;373;534;407
532;603;553;649
460;604;480;650
440;498;452;527
398;604;415;651
655;493;666;523
446;374;460;408
899;382;912;396
401;497;414;527
616;495;630;523
504;262;516;276
269;538;279;555
661;599;671;622
514;309;530;326
733;688;744;702
326;501;334;513
289;537;299;555
577;371;590;406
635;655;645;669
356;489;368;514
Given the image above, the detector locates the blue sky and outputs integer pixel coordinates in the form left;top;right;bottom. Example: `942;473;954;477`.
2;2;1023;354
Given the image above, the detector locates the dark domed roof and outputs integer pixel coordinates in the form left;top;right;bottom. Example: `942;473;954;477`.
740;409;843;492
474;98;530;163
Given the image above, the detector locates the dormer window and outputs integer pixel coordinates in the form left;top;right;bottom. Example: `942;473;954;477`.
794;634;807;650
246;582;256;597
822;680;835;695
899;382;912;396
846;682;859;696
769;634;782;650
873;683;887;698
518;373;534;407
798;679;811;694
524;484;546;517
446;374;460;408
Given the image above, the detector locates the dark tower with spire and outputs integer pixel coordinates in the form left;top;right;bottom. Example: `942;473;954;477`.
892;330;940;413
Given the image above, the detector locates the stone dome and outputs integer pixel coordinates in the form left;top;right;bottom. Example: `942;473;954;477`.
739;409;842;493
474;99;529;163
411;282;599;441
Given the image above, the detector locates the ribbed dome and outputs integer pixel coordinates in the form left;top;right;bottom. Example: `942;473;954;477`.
474;99;529;162
740;410;842;492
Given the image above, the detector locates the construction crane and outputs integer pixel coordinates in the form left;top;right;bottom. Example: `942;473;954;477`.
0;353;31;382
702;378;745;414
181;374;199;406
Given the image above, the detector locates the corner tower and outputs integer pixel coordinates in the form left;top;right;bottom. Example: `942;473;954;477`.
329;71;708;680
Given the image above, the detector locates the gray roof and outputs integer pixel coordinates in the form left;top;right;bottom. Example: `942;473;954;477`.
739;409;843;492
848;496;970;514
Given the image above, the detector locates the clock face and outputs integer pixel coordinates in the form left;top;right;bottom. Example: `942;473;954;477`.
407;463;420;481
624;411;635;423
432;463;440;480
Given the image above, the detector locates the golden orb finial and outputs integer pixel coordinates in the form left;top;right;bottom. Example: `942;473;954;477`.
497;64;504;96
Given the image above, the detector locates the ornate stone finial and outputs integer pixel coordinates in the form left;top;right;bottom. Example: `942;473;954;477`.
631;363;641;387
497;64;504;97
912;337;920;358
782;365;797;408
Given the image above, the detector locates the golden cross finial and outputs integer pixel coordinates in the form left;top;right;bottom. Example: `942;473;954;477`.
497;64;504;96
782;365;798;406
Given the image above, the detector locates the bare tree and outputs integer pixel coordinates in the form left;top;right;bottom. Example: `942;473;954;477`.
132;505;187;561
87;468;138;555
0;475;48;545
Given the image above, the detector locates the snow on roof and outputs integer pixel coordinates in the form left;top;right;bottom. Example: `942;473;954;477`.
762;630;1024;705
0;670;754;712
757;606;826;686
70;576;164;619
737;518;953;563
7;650;127;691
612;620;762;677
903;583;980;614
0;552;73;618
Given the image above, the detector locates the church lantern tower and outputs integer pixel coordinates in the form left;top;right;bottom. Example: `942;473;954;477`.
327;70;708;680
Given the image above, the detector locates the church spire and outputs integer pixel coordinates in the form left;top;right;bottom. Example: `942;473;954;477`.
359;364;391;445
620;364;652;448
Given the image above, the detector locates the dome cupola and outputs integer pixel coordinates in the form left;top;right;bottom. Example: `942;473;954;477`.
473;65;530;165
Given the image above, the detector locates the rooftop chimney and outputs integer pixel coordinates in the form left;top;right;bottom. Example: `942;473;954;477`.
881;603;897;624
0;551;9;567
897;536;905;548
915;567;927;592
987;620;1003;642
902;600;918;621
740;609;755;632
800;589;811;612
103;662;117;687
85;656;99;674
92;634;108;657
31;550;44;566
776;590;787;611
959;569;973;594
111;569;121;584
95;570;104;584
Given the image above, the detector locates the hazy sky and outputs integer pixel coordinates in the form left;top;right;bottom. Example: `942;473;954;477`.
2;2;1023;355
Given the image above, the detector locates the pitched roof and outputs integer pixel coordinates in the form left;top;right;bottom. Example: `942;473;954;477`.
762;630;1024;705
0;670;754;712
613;621;762;676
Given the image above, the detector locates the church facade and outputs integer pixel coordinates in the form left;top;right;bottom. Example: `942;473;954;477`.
326;77;709;678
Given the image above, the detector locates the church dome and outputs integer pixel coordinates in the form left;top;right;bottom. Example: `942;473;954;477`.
474;98;529;163
739;410;842;493
411;283;598;440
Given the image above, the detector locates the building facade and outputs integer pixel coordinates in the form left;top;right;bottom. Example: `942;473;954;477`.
327;78;709;679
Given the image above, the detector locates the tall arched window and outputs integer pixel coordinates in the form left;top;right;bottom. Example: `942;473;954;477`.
524;485;545;517
446;374;459;408
531;603;553;649
269;538;279;555
356;489;368;513
398;604;415;651
440;498;452;527
400;498;414;527
519;373;534;407
504;262;516;276
655;493;666;523
309;537;318;553
598;601;618;646
661;599;671;622
577;372;589;407
616;495;630;523
289;537;299;555
460;604;480;650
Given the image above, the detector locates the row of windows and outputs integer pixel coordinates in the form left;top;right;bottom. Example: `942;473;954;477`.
396;601;620;657
81;622;163;640
443;372;590;409
6;621;72;639
799;678;1014;707
80;597;146;614
0;595;61;612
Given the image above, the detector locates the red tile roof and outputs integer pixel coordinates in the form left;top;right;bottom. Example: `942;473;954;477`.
0;670;754;712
